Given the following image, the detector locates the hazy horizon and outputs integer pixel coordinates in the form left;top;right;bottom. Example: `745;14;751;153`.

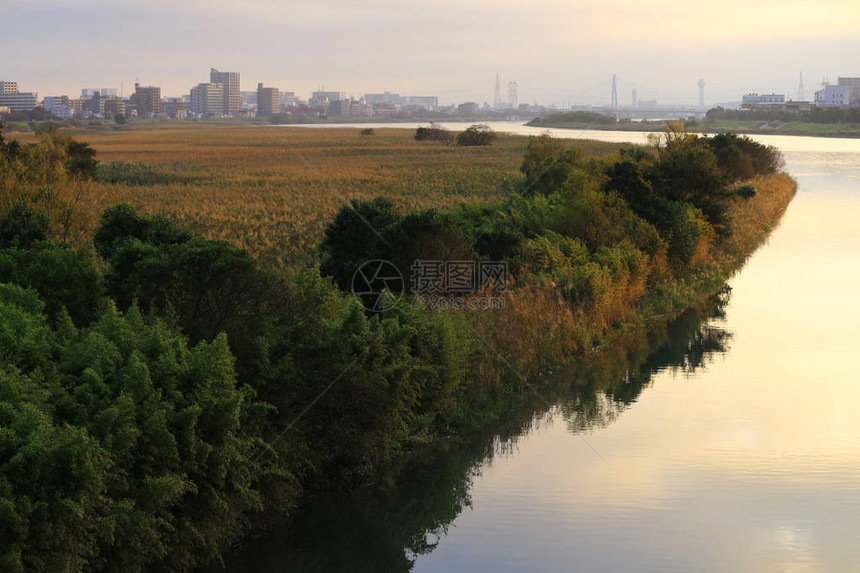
3;0;858;106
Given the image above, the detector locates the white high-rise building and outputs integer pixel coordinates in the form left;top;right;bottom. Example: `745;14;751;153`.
190;82;224;116
210;68;241;114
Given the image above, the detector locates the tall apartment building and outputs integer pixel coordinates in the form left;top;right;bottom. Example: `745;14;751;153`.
210;68;241;114
838;77;860;105
43;95;70;111
102;97;126;118
69;99;85;114
190;82;224;116
457;101;479;115
256;83;280;116
0;81;37;112
328;99;352;116
82;93;104;115
133;83;161;117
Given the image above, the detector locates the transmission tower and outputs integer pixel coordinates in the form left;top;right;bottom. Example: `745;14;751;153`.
610;74;618;109
798;72;805;101
508;80;518;108
494;73;501;109
698;79;705;106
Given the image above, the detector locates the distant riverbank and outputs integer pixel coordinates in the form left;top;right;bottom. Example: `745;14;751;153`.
527;116;860;139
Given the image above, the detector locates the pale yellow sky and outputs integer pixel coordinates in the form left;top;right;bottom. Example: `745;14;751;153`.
3;0;857;104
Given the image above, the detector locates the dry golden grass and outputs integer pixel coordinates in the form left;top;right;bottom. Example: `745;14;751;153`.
9;123;621;265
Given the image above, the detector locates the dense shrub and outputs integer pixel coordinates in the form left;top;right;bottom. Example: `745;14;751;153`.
0;241;102;326
0;203;49;249
706;133;783;178
319;197;402;290
0;292;262;571
455;124;496;147
414;123;453;144
94;204;192;260
520;132;566;177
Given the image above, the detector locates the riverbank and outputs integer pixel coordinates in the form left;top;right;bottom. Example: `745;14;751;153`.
217;169;797;570
527;116;860;139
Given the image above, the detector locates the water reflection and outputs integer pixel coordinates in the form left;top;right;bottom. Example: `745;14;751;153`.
220;291;733;572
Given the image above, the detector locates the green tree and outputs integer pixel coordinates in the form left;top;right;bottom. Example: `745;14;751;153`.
319;197;402;290
520;132;565;178
456;124;496;146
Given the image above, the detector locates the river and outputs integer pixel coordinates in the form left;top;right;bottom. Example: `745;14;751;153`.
226;125;860;572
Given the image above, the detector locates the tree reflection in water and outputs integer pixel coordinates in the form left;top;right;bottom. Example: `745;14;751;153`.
216;289;733;573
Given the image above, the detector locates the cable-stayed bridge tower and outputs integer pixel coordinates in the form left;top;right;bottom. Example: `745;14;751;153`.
508;80;518;108
610;74;618;109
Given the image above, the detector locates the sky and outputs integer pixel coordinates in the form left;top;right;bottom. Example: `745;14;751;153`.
2;0;858;106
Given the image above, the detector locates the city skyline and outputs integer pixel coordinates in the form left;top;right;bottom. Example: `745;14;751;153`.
2;0;858;106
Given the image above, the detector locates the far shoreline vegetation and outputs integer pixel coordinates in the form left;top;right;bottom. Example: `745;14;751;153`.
528;108;860;138
0;121;795;571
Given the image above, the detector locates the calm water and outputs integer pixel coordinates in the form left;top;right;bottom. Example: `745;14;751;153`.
232;126;860;572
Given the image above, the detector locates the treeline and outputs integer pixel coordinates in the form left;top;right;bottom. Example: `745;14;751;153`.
707;105;860;124
527;111;618;126
0;123;792;571
321;124;784;350
414;123;497;146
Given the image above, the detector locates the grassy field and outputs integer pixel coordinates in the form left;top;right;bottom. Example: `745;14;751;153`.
11;123;622;265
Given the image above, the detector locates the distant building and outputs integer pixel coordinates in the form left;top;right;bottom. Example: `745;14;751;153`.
102;97;126;118
163;98;188;119
741;93;785;109
50;107;75;120
457;101;479;115
256;83;280;116
328;99;352;116
280;91;300;106
81;88;118;98
406;96;438;110
133;83;161;117
0;81;37;112
0;92;38;112
364;91;407;105
43;96;70;111
310;90;344;108
837;77;860;106
190;82;224;116
785;101;813;113
353;101;372;116
210;68;241;114
814;84;850;108
69;98;85;114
